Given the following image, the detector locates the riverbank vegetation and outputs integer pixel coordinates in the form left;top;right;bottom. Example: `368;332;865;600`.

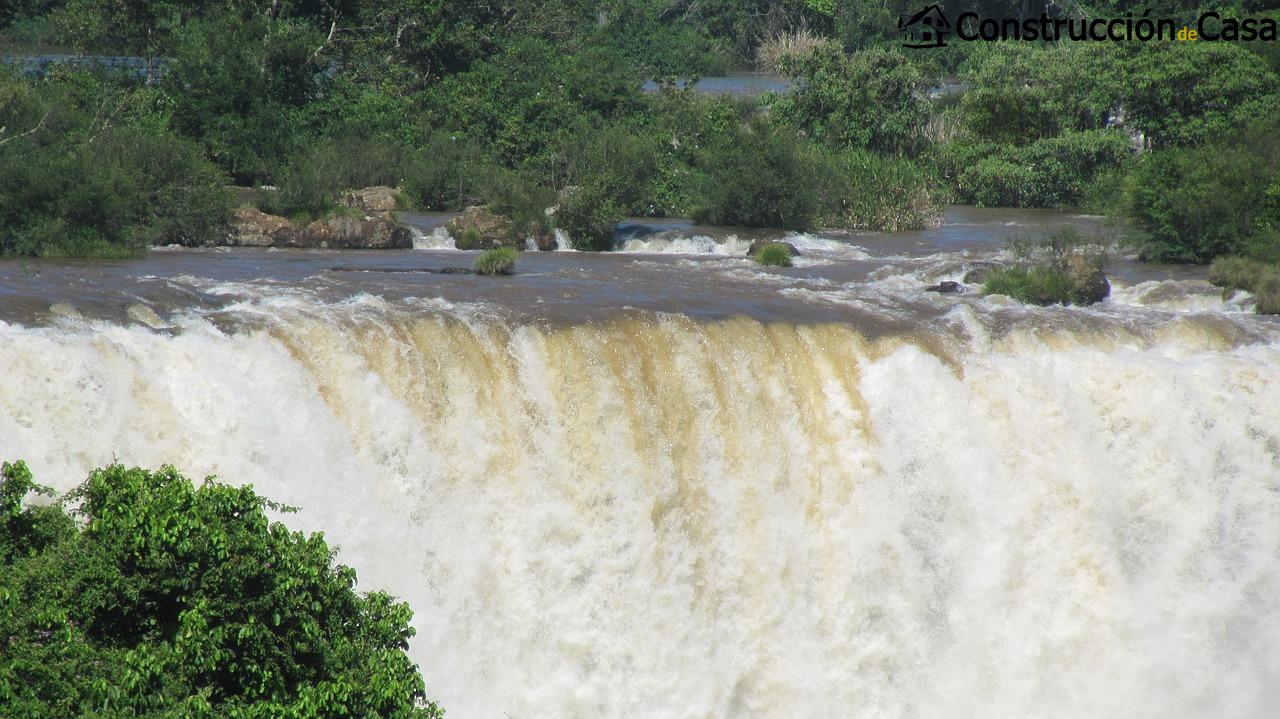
982;228;1111;306
0;459;443;717
1;1;1279;274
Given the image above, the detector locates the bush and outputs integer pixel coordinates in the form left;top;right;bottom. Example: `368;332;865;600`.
268;137;407;218
0;460;443;717
816;150;945;231
1210;256;1269;294
754;243;793;267
1122;137;1275;263
694;119;822;229
948;130;1132;209
556;183;622;251
474;246;518;275
1209;256;1280;314
770;46;930;154
0;74;231;257
458;226;484;251
982;266;1079;306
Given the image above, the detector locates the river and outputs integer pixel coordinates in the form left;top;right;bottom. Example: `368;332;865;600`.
2;207;1278;717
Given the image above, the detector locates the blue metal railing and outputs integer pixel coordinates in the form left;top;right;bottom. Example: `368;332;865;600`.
0;54;168;83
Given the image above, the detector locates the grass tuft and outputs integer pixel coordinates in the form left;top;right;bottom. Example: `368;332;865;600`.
473;246;517;276
753;242;794;268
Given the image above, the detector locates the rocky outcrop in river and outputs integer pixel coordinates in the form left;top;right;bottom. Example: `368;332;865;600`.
223;188;413;249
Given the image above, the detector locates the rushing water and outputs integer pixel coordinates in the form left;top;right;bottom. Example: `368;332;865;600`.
2;208;1279;717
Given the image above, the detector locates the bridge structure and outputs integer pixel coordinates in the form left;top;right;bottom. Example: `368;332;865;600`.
0;54;168;83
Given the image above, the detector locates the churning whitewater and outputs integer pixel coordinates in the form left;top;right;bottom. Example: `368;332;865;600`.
3;298;1279;718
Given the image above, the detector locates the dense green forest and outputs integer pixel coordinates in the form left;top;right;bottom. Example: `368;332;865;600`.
2;0;1280;277
0;460;444;717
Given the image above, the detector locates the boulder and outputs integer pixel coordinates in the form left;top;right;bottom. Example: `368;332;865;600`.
340;186;400;214
288;215;413;250
227;207;297;247
444;206;522;250
1066;253;1110;304
962;263;999;285
747;239;800;257
925;280;963;294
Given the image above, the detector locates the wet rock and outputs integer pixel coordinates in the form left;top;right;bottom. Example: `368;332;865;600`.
126;304;169;329
444;206;522;250
925;280;964;294
962;263;998;285
227;207;296;247
288;215;413;250
439;267;473;274
340;186;400;214
49;302;83;320
747;239;800;257
1066;253;1110;305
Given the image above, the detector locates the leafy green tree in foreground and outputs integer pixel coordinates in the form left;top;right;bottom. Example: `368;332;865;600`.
0;460;443;718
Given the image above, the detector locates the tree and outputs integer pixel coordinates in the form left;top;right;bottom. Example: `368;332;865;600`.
0;460;444;718
769;45;930;154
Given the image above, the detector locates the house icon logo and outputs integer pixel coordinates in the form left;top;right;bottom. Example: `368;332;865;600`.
899;4;951;48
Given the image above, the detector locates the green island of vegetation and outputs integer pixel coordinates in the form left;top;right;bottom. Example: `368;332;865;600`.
2;0;1280;301
1;459;443;718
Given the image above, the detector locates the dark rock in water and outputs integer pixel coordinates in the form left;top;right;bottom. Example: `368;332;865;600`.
747;239;799;257
925;280;963;294
439;267;473;274
1066;254;1110;305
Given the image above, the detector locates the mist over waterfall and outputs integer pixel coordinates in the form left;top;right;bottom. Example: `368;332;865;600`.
3;299;1279;718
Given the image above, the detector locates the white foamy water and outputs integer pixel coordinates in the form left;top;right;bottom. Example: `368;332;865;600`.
412;226;458;250
2;304;1279;718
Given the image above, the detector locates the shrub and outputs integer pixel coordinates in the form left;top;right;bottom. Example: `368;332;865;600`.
755;29;832;72
1210;256;1269;294
458;226;484;251
556;183;622;251
1209;255;1280;314
1257;274;1280;315
474;246;517;275
0;74;231;257
1122;140;1272;263
269;137;407;218
754;242;794;267
982;266;1078;306
694;119;822;229
0;460;443;717
816;150;945;231
770;46;930;154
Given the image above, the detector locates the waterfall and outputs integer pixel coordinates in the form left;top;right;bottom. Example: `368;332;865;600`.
2;306;1278;718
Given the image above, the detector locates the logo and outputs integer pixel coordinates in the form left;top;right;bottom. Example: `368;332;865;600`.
899;4;951;49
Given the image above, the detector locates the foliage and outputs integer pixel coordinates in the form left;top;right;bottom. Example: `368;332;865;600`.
983;227;1110;306
753;242;794;267
1209;255;1280;314
0;71;230;257
165;10;325;185
473;246;517;275
816;149;945;231
1121;119;1280;263
982;266;1079;306
268;137;407;218
1123;42;1280;150
0;460;443;718
770;45;930;154
694;118;824;229
948;130;1132;209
